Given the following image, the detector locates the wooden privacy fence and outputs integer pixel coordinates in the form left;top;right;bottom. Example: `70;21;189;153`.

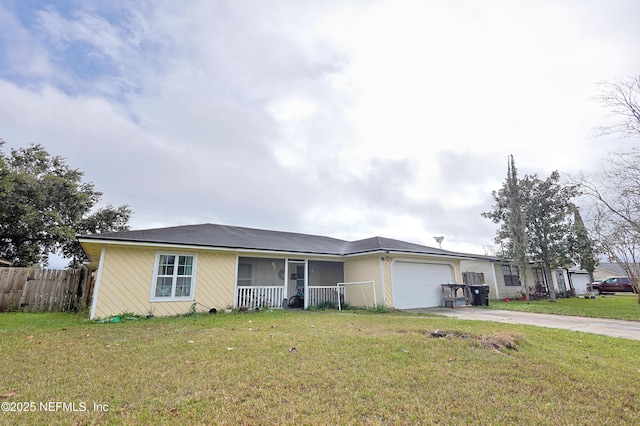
463;272;486;285
0;268;94;313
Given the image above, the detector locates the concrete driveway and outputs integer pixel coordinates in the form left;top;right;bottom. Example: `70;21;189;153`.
409;307;640;341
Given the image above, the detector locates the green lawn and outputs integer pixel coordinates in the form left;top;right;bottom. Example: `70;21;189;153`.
490;294;640;320
1;310;639;425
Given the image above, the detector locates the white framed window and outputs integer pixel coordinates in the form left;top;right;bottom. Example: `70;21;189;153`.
150;253;197;301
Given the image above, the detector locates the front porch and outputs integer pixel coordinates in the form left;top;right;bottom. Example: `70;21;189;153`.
233;257;346;310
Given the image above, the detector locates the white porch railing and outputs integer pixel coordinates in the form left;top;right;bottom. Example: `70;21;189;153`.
307;286;345;308
236;286;284;310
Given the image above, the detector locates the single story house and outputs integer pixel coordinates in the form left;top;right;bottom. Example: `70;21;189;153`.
78;223;494;319
594;262;629;281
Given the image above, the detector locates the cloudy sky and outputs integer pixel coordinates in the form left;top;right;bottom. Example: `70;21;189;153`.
1;1;639;262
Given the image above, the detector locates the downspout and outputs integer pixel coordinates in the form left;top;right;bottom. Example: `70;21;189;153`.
89;247;106;320
452;262;461;283
491;261;500;299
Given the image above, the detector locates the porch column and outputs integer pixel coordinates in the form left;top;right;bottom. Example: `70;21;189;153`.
283;260;289;307
303;259;309;309
233;255;240;308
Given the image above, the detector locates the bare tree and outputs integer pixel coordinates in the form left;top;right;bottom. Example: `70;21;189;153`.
582;75;640;300
580;149;640;299
595;76;640;137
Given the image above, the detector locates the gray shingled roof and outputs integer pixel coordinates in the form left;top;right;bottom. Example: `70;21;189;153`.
79;223;475;258
596;262;629;276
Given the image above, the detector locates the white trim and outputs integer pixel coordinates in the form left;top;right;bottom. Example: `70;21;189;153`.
283;259;289;303
379;257;386;306
285;259;308;309
149;252;198;302
89;247;106;319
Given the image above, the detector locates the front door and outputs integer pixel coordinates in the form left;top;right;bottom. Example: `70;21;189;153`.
287;260;306;306
555;270;567;293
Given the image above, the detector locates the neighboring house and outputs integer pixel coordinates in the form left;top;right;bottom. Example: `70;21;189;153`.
461;259;582;299
78;223;494;319
594;262;629;281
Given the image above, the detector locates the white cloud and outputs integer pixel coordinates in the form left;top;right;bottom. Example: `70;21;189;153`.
268;96;318;122
1;0;639;257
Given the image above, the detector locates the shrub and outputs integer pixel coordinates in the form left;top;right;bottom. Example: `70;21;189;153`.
368;304;387;313
309;301;340;311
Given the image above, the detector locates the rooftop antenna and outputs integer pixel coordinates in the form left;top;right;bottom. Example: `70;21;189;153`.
434;236;444;249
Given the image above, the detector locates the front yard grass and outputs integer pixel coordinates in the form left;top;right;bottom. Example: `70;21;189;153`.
490;294;640;320
1;310;639;425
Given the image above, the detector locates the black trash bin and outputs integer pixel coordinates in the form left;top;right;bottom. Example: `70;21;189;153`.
470;285;490;306
481;284;489;306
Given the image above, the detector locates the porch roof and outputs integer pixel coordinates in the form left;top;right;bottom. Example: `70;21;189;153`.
78;223;480;262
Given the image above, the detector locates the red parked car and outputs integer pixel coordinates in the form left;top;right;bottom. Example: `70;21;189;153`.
587;277;634;295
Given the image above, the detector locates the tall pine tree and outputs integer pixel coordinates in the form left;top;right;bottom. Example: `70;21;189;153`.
483;156;530;300
572;205;596;283
506;156;531;301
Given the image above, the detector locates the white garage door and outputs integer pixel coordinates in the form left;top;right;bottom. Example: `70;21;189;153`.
392;262;454;309
570;273;591;295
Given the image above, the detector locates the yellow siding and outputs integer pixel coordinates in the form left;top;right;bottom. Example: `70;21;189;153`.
383;258;392;307
93;246;237;318
94;246;156;318
343;254;461;308
195;252;236;311
343;255;382;307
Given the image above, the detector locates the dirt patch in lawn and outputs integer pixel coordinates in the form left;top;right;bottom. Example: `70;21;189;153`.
429;329;525;353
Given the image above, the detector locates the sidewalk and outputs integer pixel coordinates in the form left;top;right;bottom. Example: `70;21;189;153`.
408;307;640;341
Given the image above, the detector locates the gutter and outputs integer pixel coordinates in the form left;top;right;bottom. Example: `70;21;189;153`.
77;237;482;260
76;238;345;258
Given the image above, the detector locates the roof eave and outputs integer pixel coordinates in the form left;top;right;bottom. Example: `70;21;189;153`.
343;248;476;260
77;237;344;258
